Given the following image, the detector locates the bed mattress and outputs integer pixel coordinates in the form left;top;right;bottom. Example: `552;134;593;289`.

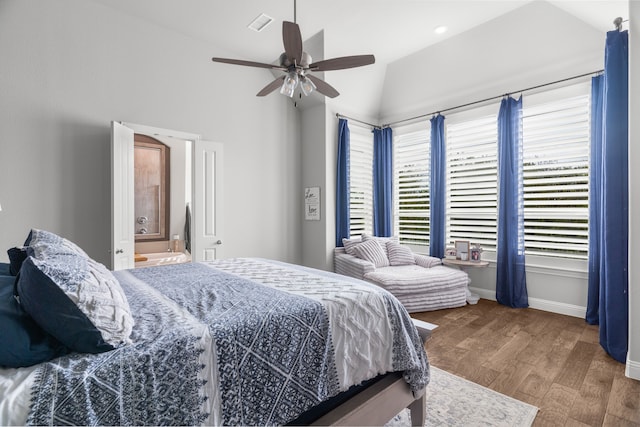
0;258;429;426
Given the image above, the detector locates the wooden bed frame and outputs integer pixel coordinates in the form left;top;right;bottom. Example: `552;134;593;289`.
311;319;436;427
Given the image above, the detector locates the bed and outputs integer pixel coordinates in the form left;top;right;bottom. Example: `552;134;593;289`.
0;229;430;426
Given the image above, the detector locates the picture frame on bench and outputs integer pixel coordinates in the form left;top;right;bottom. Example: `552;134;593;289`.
454;240;470;261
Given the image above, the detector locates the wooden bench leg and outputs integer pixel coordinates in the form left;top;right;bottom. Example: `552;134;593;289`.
408;393;425;427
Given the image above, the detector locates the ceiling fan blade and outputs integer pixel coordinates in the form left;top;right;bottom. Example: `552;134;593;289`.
282;21;303;65
306;75;339;98
256;76;286;97
308;54;375;72
211;57;285;71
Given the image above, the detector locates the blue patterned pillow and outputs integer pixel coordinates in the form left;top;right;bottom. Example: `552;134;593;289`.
17;229;134;354
16;257;114;354
0;274;70;368
25;228;89;259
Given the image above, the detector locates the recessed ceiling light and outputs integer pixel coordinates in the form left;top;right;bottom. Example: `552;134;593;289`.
248;13;274;32
434;25;448;35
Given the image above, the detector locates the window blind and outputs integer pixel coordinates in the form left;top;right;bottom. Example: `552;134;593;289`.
446;114;498;250
393;123;430;247
522;94;590;259
349;123;374;237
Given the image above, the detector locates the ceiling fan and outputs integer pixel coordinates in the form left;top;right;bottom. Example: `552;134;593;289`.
211;2;375;99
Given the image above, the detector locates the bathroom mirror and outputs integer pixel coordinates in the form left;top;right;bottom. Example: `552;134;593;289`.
111;121;223;270
134;134;170;241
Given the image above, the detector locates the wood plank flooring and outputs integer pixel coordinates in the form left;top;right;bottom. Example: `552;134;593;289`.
412;299;640;426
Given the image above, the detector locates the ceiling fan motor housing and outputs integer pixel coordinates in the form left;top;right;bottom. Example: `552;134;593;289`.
279;51;312;69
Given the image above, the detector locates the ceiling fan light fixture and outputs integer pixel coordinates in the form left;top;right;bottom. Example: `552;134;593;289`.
280;72;299;97
300;76;316;96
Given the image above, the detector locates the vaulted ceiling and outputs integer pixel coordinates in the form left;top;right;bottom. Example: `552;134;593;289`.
91;0;629;113
92;0;628;67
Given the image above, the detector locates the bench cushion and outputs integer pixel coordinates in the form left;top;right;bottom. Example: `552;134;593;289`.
365;265;469;312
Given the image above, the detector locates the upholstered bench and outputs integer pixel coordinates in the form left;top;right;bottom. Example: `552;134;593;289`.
334;235;469;313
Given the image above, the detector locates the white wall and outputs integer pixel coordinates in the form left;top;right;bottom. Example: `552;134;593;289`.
627;0;639;380
299;30;383;272
0;0;302;266
380;1;604;123
301;104;328;270
377;1;605;314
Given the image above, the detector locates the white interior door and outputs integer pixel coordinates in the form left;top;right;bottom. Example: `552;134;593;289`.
110;121;135;270
192;140;224;261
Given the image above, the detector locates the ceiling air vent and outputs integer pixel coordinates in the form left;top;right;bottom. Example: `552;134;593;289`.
247;13;274;32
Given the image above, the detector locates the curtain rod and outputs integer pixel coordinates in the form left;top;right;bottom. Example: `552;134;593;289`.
614;17;629;31
339;17;624;130
335;113;381;129
382;69;603;128
337;69;602;129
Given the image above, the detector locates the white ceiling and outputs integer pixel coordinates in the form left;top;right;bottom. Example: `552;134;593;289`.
91;0;628;109
92;0;628;65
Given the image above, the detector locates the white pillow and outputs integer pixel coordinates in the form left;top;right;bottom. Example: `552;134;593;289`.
342;237;362;256
362;233;399;257
386;241;416;266
352;239;390;268
79;258;134;347
414;254;443;268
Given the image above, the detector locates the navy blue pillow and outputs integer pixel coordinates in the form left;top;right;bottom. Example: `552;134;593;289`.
16;258;114;354
0;275;69;368
23;229;33;246
7;247;28;276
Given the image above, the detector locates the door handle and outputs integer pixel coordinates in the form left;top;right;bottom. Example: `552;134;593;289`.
216;240;222;245
115;249;124;254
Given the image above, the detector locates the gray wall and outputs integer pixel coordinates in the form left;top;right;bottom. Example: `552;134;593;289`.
0;0;302;266
301;104;328;270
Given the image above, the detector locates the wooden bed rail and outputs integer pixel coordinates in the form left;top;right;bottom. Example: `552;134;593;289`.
310;372;426;426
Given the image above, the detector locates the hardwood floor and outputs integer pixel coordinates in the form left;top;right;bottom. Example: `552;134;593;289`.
412;299;640;426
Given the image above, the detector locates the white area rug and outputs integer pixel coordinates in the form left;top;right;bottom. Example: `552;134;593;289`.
388;366;538;427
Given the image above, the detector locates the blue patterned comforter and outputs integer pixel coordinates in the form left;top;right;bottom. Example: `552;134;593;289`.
26;258;429;426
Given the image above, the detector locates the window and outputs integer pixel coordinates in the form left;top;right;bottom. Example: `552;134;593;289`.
445;112;498;251
522;87;590;259
393;122;430;248
347;82;591;263
348;122;373;237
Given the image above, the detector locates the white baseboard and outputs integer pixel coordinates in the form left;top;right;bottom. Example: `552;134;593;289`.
469;287;586;318
626;358;640;380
